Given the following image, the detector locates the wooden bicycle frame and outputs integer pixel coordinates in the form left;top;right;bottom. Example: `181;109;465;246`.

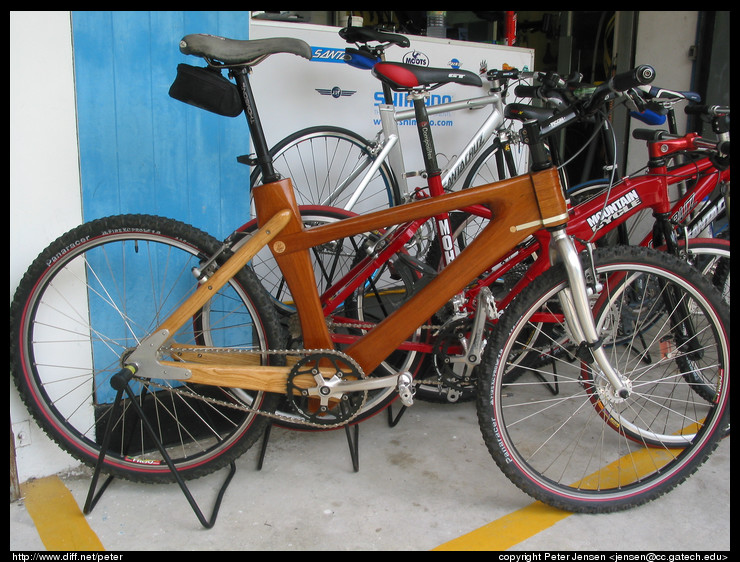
145;166;566;392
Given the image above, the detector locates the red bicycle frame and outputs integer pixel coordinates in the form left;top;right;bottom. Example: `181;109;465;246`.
236;134;728;358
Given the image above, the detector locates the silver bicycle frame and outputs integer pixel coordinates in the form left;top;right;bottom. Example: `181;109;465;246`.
336;90;513;211
394;95;508;192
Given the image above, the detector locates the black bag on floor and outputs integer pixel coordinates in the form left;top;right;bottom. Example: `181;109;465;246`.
169;63;243;117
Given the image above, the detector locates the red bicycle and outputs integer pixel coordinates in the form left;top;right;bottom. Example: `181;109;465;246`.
240;76;730;406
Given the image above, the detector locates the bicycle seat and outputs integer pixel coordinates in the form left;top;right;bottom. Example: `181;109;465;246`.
504;103;555;123
339;26;410;48
372;62;482;91
179;34;312;66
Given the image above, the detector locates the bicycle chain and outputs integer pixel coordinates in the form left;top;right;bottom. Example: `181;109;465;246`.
140;319;460;429
326;319;471;389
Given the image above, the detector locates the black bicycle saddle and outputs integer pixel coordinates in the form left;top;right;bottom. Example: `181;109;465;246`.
339;26;410;48
179;34;312;66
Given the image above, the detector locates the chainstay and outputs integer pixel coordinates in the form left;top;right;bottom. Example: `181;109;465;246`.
140;347;368;429
141;316;459;429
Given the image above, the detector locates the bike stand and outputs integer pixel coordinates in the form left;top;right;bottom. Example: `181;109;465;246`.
532;360;560;396
83;367;236;529
256;421;361;472
386;403;408;427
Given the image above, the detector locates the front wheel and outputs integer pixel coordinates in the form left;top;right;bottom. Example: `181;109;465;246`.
477;246;730;513
10;215;283;483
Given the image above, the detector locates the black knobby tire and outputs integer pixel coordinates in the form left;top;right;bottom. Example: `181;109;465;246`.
476;246;730;513
11;214;283;483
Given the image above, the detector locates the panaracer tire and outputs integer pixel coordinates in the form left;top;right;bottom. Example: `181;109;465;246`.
477;246;730;512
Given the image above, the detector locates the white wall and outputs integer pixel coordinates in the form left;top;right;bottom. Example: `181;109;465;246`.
11;11;84;481
627;11;699;172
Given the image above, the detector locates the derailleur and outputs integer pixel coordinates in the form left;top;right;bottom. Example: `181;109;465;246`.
432;287;495;392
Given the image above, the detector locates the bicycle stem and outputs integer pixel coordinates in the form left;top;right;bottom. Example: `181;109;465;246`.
548;227;631;399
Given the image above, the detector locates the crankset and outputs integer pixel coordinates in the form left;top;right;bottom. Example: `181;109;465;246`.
285;352;367;426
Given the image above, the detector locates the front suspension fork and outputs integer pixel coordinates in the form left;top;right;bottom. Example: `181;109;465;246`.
549;227;631;399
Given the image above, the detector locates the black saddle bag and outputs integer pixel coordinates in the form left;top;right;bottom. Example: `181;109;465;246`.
169;64;243;118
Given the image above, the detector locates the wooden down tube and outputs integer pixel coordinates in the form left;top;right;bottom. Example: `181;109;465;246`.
160;167;566;392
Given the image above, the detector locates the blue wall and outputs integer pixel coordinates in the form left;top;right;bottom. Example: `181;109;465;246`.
72;11;252;239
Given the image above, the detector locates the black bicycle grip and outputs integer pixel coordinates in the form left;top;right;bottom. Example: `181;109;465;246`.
685;104;709;115
632;129;673;142
514;84;538;98
685;104;730;117
611;65;655;92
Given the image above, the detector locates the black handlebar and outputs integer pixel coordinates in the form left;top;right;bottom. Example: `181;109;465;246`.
632;129;673;142
582;65;656;112
522;66;655;171
512;64;730;170
684;104;729;116
611;65;655;91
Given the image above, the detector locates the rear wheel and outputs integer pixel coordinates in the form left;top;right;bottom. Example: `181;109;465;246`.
250;126;400;214
11;215;283;483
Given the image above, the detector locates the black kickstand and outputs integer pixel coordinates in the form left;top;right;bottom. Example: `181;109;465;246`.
386;403;408;427
257;419;361;472
345;423;359;472
83;367;236;529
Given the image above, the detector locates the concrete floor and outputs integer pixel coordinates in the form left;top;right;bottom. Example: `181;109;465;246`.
10;399;731;552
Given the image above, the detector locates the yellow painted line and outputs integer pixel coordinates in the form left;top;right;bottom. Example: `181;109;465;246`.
577;447;679;489
434;444;683;551
21;476;104;551
17;442;685;552
433;500;571;551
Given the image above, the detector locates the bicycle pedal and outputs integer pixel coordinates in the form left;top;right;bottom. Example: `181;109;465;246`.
236;154;258;166
397;372;414;407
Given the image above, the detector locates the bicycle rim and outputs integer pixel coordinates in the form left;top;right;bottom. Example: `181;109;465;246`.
238;208;359;316
681;238;730;306
251;127;400;214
